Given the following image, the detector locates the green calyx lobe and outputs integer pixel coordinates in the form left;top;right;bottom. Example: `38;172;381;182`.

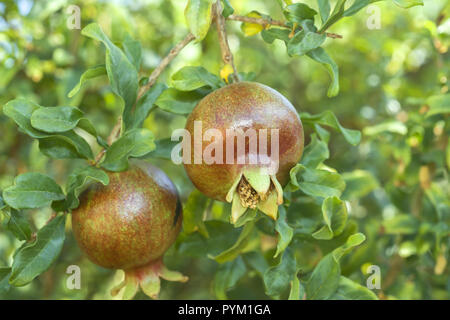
111;258;188;300
226;169;284;223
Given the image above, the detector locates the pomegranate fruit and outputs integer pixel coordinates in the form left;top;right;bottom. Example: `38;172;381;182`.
184;82;304;223
71;161;187;299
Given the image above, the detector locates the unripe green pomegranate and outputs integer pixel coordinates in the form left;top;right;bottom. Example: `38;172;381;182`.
184;82;304;224
71;161;187;299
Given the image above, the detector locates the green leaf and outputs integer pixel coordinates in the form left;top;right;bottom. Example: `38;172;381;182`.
283;3;317;23
363;121;408;136
178;221;241;258
306;48;340;97
101;128;156;172
317;0;331;23
3;99;51;139
301;134;329;168
5;209;32;241
122;34;142;72
3;173;65;210
289;164;346;198
425;183;450;221
9;215;66;286
214;257;246;300
0;194;5;210
426;94;450;118
30;106;84;133
0;268;11;294
274;206;293;258
264;248;297;297
128;83;166;129
144;138;179;160
287;21;326;57
341;170;379;200
319;0;347;32
68;65;106;98
171;66;222;91
306;233;365;299
243;251;269;276
37;132;94;160
332;232;366;260
183;189;210;238
312;196;348;240
446;140;450;171
383;214;420;235
306;254;340;299
3;99;94;159
288;271;303;300
261;28;291;44
393;0;424;9
343;0;372;17
212;221;255;263
52;166;109;212
221;0;234;18
300;111;361;145
82;23;138;130
330;276;378;300
185;0;215;41
155;88;204;115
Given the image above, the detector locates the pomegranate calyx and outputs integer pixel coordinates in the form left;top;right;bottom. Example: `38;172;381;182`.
111;259;188;300
228;170;284;224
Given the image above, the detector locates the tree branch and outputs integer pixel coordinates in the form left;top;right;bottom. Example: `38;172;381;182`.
137;32;196;100
227;14;343;39
214;1;239;83
93;33;195;165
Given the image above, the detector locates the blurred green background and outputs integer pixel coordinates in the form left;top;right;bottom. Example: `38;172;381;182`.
0;0;449;299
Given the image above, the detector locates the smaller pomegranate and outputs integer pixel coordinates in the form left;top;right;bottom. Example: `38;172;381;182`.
71;161;187;299
184;82;304;224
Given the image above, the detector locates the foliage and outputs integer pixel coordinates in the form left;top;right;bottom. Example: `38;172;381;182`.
0;0;448;300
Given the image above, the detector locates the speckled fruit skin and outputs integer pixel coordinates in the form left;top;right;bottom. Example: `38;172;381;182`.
71;161;182;271
184;81;304;202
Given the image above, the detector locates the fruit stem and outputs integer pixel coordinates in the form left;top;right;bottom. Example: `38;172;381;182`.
214;0;239;83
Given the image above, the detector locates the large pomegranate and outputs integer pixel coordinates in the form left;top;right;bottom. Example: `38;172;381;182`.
71;161;187;299
184;82;304;223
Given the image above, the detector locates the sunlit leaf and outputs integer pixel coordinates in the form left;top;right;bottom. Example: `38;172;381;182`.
52;166;109;212
185;0;215;41
300;111;361;145
68;65;106;98
171;66;222;91
312;196;348;240
241;11;265;36
101;128;156;172
82;23;139;130
306;48;340;97
3;173;65;210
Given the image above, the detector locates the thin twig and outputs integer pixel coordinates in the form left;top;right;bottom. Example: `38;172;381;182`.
93;33;195;165
137;33;196;100
227;14;343;39
214;1;239;83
